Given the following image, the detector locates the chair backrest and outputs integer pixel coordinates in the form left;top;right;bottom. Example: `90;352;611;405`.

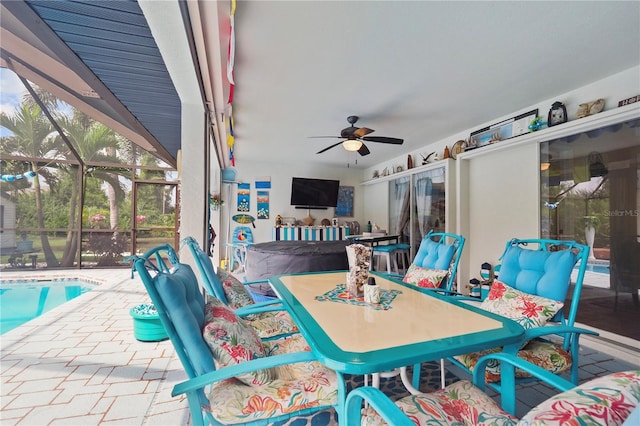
411;231;466;291
233;226;254;244
497;238;589;325
131;244;215;379
182;236;227;302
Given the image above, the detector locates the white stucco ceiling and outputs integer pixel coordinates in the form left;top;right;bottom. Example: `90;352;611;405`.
203;1;640;169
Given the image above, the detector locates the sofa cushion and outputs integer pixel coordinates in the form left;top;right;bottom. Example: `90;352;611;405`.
191;242;226;301
208;334;339;424
480;280;564;331
402;264;448;288
361;379;518;425
520;370;640;425
412;238;456;271
203;298;273;385
154;263;214;376
498;244;576;304
245;310;300;339
217;268;255;309
454;339;572;383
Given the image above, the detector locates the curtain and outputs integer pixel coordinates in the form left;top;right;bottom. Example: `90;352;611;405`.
415;176;433;237
389;177;410;243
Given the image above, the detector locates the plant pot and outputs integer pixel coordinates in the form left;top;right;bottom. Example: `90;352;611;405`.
130;304;168;342
585;226;596;261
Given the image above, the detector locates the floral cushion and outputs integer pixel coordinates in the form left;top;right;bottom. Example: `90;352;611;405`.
480;280;564;331
208;334;339;424
454;339;572;383
521;370;640;425
217;268;255;309
362;379;518;426
202;298;273;386
402;264;449;288
245;310;299;340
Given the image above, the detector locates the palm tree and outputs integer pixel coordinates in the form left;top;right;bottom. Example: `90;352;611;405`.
0;104;60;266
54;112;125;266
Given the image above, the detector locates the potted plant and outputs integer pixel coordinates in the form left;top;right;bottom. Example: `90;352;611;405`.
210;193;223;211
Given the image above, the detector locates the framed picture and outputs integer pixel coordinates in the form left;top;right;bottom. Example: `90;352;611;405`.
467;109;538;150
331;217;339;226
335;186;354;217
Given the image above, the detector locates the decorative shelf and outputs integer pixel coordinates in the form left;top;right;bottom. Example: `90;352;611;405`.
361;159;453;186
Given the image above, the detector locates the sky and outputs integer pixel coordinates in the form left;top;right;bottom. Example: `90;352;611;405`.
0;68;27;115
0;68;28;137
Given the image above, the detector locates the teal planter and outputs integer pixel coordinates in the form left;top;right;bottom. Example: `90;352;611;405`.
130;304;168;342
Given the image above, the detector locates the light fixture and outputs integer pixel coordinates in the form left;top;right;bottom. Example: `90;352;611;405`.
588;151;608;177
540;153;552;171
342;139;362;152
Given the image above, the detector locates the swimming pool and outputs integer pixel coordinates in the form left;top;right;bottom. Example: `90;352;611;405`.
0;279;95;334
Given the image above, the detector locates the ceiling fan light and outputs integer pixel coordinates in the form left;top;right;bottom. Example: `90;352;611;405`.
342;139;362;152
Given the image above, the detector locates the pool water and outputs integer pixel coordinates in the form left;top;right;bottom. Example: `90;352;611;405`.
581;263;610;274
0;280;95;334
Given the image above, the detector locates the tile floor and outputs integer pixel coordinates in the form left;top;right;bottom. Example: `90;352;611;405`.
1;268;638;425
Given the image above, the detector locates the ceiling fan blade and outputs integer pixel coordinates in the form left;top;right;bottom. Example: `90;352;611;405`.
316;141;344;154
353;127;374;138
309;136;342;139
358;143;370;156
361;136;404;144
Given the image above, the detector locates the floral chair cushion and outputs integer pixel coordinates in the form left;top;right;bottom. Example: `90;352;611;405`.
402;264;449;288
217;268;255;309
454;339;572;383
245;310;299;340
480;280;564;333
208;334;339;424
361;371;640;426
202;298;273;386
361;379;518;426
521;370;640;425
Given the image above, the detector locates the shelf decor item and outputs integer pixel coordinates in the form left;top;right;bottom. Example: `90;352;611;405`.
548;101;568;127
576;98;605;119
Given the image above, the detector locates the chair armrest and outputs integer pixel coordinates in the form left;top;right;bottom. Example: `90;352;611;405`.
473;352;574;394
345;386;414;426
243;279;270;286
439;290;474;298
171;351;316;397
523;325;599;341
235;303;286;316
250;299;283;309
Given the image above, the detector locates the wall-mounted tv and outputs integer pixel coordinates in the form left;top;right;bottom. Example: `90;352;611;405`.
290;177;340;209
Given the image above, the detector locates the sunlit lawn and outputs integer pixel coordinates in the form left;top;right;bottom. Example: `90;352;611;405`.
1;235;171;268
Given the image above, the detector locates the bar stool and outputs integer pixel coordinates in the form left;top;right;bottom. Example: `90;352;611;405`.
394;243;411;274
371;244;400;274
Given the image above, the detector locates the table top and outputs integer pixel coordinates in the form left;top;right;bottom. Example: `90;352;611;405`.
346;234;399;245
269;271;524;374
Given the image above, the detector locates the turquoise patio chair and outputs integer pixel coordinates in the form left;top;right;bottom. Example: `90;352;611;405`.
390;230;466;293
182;236;299;339
447;238;599;394
130;244;345;426
346;352;640;423
372;231;465;389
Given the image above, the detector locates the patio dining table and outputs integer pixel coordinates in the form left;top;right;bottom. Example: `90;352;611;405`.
269;271;525;418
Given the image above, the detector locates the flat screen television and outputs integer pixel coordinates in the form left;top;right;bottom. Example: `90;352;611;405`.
290;177;340;208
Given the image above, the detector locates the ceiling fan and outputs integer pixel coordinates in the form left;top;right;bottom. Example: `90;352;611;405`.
311;115;404;156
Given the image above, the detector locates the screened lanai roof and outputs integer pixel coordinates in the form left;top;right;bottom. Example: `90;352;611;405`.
1;0;182;167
